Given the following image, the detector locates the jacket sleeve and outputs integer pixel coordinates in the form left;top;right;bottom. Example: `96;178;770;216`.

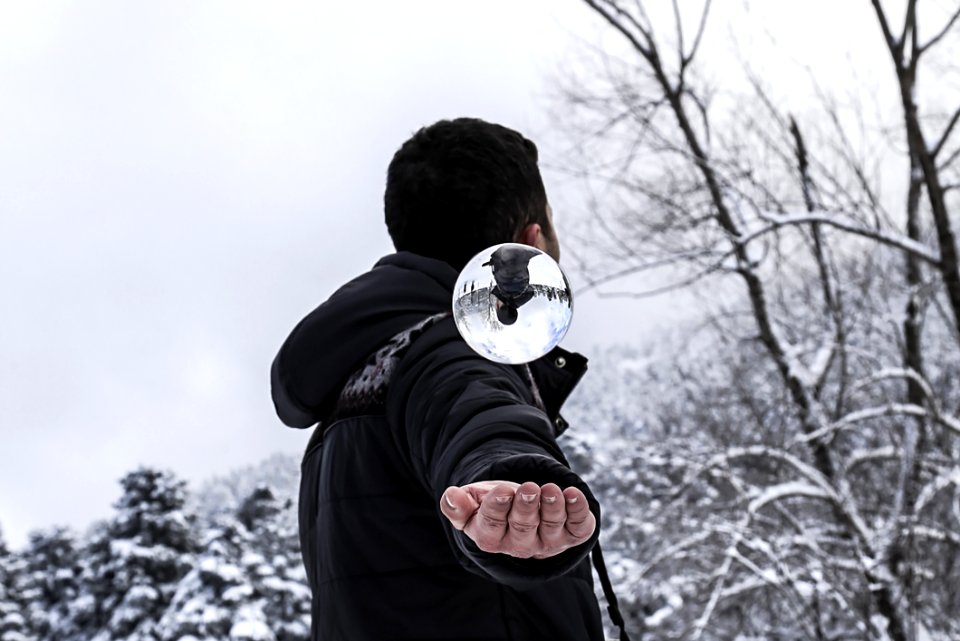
385;321;601;588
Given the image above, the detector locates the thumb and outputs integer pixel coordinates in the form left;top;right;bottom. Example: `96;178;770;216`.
439;486;481;530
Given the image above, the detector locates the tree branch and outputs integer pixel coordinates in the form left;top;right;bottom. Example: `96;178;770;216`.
685;0;711;70
583;0;653;60
940;144;960;170
671;0;685;79
915;467;960;515
903;0;918;69
849;368;936;405
931;105;960;159
918;3;960;54
750;211;941;267
871;0;903;59
748;482;833;514
795;402;960;445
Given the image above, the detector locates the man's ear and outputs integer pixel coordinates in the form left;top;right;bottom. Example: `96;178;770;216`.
515;223;544;250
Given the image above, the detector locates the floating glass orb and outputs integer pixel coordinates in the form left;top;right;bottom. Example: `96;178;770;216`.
453;243;573;364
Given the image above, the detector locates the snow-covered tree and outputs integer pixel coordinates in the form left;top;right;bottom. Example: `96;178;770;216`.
191;454;299;536
155;518;253;641
19;527;80;641
0;527;37;641
188;458;310;640
156;481;309;641
65;467;195;641
557;1;960;638
233;485;310;641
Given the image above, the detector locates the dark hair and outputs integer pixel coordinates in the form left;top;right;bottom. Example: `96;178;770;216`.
496;304;519;326
384;118;550;269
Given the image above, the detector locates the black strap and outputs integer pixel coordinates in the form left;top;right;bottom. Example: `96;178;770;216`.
591;542;633;641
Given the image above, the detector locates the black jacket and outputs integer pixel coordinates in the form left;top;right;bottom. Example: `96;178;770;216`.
271;252;605;641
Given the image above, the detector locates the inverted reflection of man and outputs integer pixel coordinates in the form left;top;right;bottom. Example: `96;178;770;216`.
483;245;539;324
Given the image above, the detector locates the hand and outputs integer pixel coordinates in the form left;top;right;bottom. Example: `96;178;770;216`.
439;480;596;559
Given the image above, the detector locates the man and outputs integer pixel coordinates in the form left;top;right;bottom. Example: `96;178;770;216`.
271;118;627;641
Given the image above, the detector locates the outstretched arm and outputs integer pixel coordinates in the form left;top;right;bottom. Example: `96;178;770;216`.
387;320;600;586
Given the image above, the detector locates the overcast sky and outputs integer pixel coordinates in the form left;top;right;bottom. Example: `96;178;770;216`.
0;0;921;549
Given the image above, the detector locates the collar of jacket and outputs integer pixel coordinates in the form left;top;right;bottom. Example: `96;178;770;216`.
524;345;587;436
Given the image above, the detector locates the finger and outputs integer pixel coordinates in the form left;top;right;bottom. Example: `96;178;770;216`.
537;483;567;549
463;480;519;507
464;483;515;553
505;482;541;553
562;487;596;542
439;486;479;531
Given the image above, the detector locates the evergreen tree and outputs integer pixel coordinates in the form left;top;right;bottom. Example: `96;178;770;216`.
190;454;299;535
236;486;283;533
156;517;255;641
0;527;37;641
9;459;313;641
158;483;309;641
234;485;310;641
66;467;195;641
21;527;80;641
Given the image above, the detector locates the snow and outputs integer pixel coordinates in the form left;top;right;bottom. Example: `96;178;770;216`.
644;603;674;627
261;576;288;592
110;538;135;557
756;209;942;264
220;563;243;582
870;613;894;641
202;605;228;624
126;585;159;602
241;552;266;567
229;620;275;641
2;612;26;626
748;481;831;513
807;342;833;385
618;357;654;373
199;557;242;583
222;584;255;604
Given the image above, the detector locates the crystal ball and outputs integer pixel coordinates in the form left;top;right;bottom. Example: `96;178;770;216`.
452;243;573;364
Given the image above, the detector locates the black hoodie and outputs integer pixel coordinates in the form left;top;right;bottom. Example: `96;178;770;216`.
271;252;605;641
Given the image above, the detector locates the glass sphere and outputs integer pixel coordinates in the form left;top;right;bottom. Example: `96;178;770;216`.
452;243;573;364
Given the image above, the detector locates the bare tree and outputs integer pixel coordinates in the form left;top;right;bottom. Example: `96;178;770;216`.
558;2;960;639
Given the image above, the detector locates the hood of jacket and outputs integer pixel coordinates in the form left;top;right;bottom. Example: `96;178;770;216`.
271;252;457;428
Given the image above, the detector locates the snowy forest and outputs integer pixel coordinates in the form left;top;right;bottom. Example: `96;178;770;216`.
0;457;311;641
3;0;960;640
554;1;960;640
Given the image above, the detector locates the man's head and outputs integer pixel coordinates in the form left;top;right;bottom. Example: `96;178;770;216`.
384;118;559;270
496;302;519;326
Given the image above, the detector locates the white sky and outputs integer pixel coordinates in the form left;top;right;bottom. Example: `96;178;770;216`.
0;0;934;549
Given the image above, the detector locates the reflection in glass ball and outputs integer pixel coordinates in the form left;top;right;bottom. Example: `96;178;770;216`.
453;243;573;364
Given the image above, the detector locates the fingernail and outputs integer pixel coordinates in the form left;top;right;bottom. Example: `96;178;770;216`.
444;495;457;510
495;495;512;504
566;496;579;504
520;493;537;503
543;496;557;504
